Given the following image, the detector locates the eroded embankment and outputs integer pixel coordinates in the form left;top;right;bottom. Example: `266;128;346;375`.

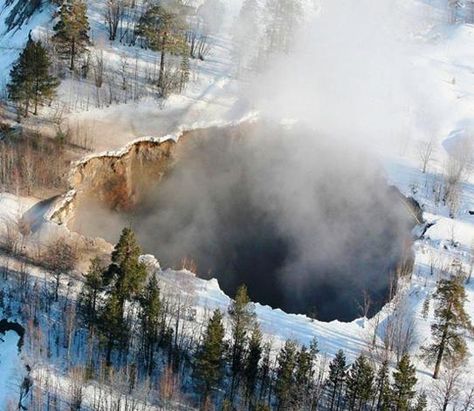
50;122;421;321
51;125;245;226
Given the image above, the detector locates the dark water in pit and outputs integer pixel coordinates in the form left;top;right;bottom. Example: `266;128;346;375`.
74;124;414;321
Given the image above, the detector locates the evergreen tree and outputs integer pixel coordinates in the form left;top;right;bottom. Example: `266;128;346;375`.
194;309;226;406
244;323;263;406
228;284;256;400
97;228;147;365
422;275;472;379
108;227;148;315
99;291;126;365
326;349;347;411
178;52;190;93
274;339;298;410
263;0;302;57
136;1;188;94
258;341;273;403
373;360;391;411
79;257;104;327
291;344;316;409
139;275;161;375
413;391;428;411
345;354;374;411
392;353;417;411
53;0;90;71
8;35;59;117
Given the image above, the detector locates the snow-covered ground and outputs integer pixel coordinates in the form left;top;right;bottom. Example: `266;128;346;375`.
0;330;23;407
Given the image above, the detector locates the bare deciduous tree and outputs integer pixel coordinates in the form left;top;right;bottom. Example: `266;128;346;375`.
44;238;78;301
105;0;129;41
417;138;435;174
444;137;473;217
432;361;464;411
462;387;474;411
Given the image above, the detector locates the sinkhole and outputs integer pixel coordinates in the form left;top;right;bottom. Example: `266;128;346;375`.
68;123;416;322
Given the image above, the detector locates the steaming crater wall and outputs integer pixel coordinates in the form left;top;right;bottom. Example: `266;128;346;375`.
56;124;417;322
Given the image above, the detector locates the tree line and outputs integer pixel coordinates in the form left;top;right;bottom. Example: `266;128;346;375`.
74;226;470;411
5;0;227;118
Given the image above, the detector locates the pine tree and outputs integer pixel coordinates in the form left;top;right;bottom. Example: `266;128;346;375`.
413;391;428;411
244;323;262;406
258;341;273;403
291;344;316;409
326;349;347;411
136;1;188;94
274;339;298;410
422;275;472;379
373;360;391;411
53;0;90;71
178;52;190;93
139;275;161;375
8;35;59;117
346;354;374;411
108;227;147;315
99;291;126;365
228;284;256;400
392;353;417;411
79;257;104;327
194;309;226;405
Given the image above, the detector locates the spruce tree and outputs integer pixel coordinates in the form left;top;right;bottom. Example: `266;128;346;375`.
194;309;226;406
139;275;161;375
346;354;374;411
244;323;263;406
275;339;298;410
228;284;256;400
422;275;472;379
79;257;104;327
8;35;59;117
53;0;90;71
326;349;347;411
392;353;417;411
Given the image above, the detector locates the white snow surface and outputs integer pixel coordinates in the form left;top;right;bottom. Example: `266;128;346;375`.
0;331;23;407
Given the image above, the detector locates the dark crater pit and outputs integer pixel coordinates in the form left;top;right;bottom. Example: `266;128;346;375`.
71;123;415;321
